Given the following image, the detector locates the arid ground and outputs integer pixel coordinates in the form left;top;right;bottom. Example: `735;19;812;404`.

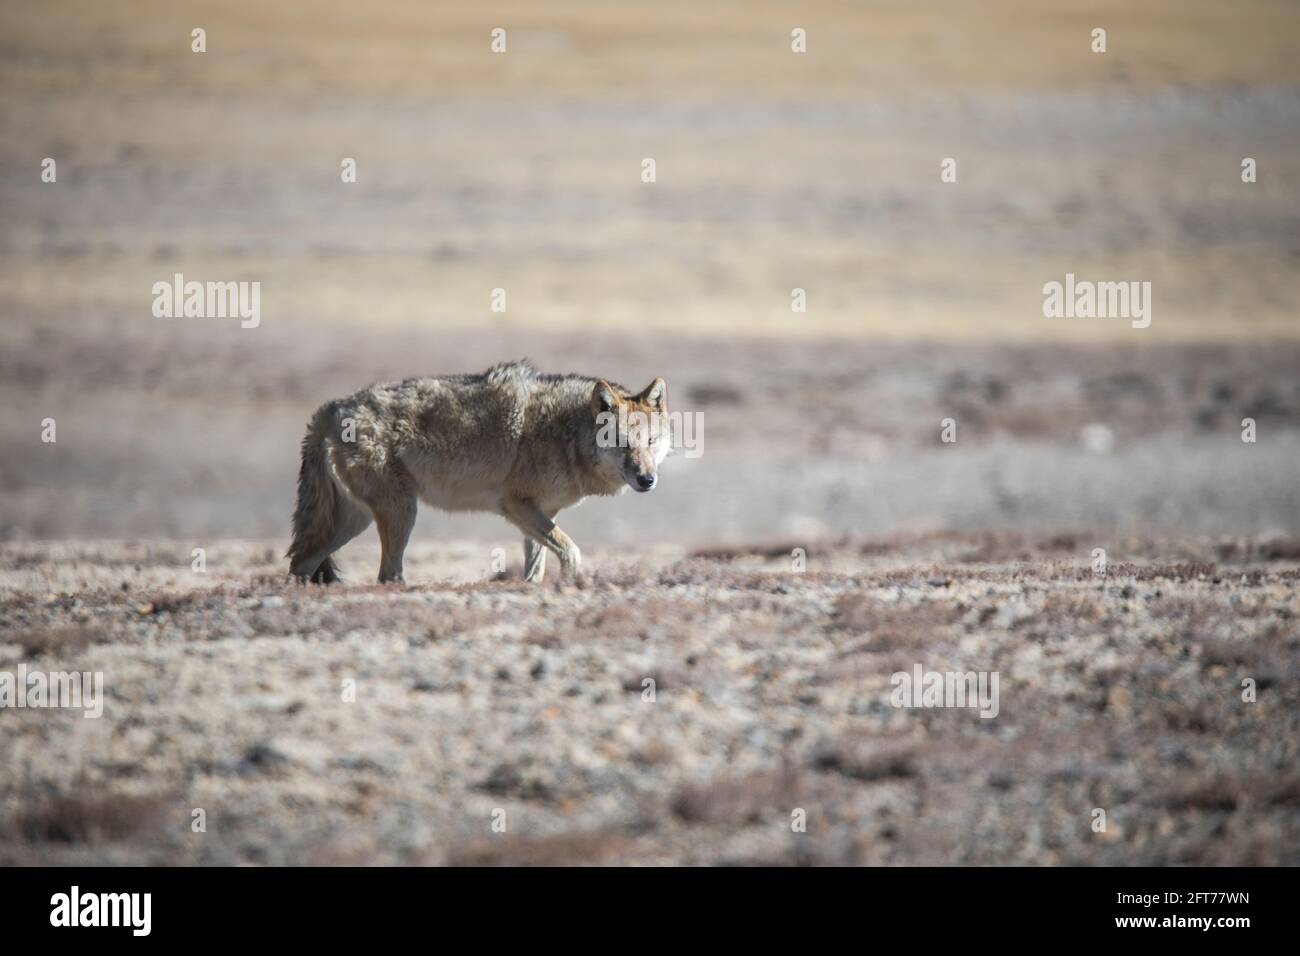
2;533;1298;865
2;1;1298;864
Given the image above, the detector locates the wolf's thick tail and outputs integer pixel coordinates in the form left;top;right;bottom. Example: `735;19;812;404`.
287;405;342;583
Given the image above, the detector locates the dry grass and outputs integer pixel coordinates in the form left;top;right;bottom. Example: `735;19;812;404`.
1;535;1296;865
670;765;803;825
445;832;630;867
7;626;102;658
811;743;920;783
8;793;173;846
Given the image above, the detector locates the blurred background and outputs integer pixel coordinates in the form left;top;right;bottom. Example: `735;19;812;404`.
2;0;1299;548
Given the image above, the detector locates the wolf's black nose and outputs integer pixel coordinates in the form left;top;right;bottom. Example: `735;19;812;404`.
636;474;656;491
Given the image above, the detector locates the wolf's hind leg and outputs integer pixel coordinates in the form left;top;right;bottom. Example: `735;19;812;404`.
523;537;547;583
289;493;373;583
313;498;373;581
372;493;418;583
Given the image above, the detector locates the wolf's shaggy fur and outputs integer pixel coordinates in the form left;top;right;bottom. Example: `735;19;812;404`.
287;361;672;583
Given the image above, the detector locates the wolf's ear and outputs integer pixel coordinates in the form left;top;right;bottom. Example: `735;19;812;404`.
640;377;668;415
591;380;620;419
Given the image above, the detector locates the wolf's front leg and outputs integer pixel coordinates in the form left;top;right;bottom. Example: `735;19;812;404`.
503;498;581;576
523;537;547;583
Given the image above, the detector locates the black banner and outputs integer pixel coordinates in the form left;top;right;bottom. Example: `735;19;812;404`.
0;866;1280;942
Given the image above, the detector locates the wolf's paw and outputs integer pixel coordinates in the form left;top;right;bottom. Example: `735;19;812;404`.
560;546;582;575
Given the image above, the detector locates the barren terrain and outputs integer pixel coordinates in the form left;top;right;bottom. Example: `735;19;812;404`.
2;533;1297;865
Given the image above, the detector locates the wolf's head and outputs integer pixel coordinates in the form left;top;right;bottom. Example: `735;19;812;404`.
591;378;673;492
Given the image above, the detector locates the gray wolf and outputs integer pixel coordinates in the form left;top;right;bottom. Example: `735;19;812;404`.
287;360;672;583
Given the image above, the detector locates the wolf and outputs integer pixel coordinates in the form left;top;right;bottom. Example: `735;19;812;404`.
287;360;672;584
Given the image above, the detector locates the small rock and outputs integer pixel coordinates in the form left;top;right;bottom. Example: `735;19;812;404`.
1107;686;1134;717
